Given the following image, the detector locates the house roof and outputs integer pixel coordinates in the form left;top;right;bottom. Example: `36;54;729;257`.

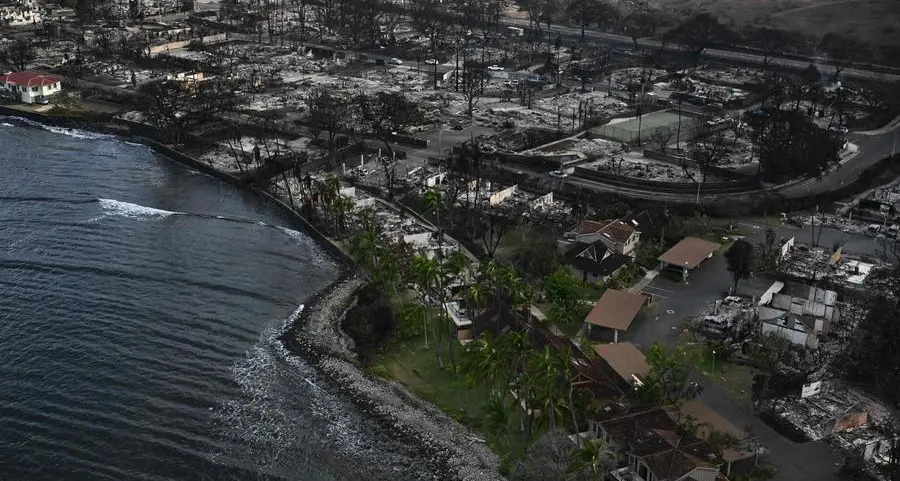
593;342;650;384
599;219;638;244
573;219;608;234
671;400;746;440
658;237;721;270
642;445;717;481
585;289;646;331
594;406;723;479
0;71;61;87
571;218;638;244
566;241;631;277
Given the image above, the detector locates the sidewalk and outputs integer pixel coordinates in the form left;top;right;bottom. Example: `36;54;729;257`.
627;270;659;294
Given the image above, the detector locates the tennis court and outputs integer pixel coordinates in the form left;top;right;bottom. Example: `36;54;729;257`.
591;110;705;144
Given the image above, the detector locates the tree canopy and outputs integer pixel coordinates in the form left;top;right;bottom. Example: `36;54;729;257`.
724;239;754;293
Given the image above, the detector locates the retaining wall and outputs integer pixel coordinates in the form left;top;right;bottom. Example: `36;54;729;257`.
572;167;759;194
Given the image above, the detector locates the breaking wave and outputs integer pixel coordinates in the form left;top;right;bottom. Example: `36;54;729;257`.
2;116;113;140
97;198;183;220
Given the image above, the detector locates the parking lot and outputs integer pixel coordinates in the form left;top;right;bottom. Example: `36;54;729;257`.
621;253;773;350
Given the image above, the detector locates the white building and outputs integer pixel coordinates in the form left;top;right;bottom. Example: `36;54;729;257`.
0;0;42;26
0;71;62;103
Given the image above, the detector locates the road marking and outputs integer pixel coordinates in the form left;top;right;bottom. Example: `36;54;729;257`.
644;285;675;294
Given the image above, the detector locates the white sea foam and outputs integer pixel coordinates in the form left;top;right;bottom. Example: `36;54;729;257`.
1;122;12;127
40;124;112;140
97;198;182;220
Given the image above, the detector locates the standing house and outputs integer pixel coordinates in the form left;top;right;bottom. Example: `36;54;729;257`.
585;289;647;343
593;341;650;390
657;237;721;280
591;406;727;481
562;219;641;256
565;240;632;283
0;71;62;104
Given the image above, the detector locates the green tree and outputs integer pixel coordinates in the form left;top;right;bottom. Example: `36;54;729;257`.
410;253;445;366
636;342;703;408
724;239;755;293
567;438;615;480
526;346;577;436
544;268;589;326
481;393;513;444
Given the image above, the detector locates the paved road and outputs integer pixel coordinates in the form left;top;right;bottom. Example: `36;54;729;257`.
499;17;900;83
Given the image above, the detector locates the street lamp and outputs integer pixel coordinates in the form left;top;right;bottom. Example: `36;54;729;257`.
711;349;717;374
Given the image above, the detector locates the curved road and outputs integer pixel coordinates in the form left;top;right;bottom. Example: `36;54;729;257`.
526;121;899;204
498;17;900;83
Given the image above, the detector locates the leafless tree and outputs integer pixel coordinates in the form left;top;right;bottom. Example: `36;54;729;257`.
687;132;729;183
649;127;675;153
306;88;349;159
460;67;489;116
819;32;866;81
0;38;35;71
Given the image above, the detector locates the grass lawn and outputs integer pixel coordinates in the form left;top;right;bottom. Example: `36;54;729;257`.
691;351;758;410
380;337;487;423
377;335;533;457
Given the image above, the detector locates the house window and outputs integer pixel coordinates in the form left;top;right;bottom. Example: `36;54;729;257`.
637;462;649;480
31;86;37;93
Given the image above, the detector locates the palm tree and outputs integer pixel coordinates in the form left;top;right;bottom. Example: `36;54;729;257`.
400;300;431;348
528;347;570;434
465;281;487;316
410;254;444;367
566;438;615;480
481;396;513;444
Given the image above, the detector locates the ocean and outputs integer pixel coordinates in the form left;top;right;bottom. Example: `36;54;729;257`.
0;119;436;481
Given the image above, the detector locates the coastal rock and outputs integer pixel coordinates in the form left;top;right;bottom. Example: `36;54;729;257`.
283;275;504;481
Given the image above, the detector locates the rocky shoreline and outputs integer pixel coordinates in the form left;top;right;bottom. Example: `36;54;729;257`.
279;273;503;481
4;109;504;480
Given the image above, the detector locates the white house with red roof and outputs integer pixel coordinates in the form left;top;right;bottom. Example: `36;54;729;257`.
0;71;62;104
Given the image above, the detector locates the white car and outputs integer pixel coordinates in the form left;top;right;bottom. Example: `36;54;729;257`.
487;65;504;71
388;57;403;65
549;170;568;178
424;58;438;65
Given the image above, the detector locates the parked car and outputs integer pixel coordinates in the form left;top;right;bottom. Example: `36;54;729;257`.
487;65;504;71
388;57;403;65
424;58;438;65
549;170;568;178
35;98;50;105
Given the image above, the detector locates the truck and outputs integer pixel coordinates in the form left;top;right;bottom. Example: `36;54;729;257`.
507;26;524;37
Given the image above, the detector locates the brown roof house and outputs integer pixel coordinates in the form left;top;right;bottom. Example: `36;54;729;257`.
589;406;726;481
585;289;647;343
562;218;641;256
657;237;721;280
593;341;651;391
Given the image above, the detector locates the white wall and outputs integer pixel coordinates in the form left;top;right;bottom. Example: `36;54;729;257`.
761;322;814;348
489;184;517;205
16;81;62;104
533;192;553;209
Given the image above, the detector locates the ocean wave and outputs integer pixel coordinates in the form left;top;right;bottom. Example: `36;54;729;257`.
97;198;183;220
3;117;113;140
1;122;12;127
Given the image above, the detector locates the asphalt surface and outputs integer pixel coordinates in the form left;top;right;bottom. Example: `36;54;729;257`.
623;253;841;481
498;17;900;83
